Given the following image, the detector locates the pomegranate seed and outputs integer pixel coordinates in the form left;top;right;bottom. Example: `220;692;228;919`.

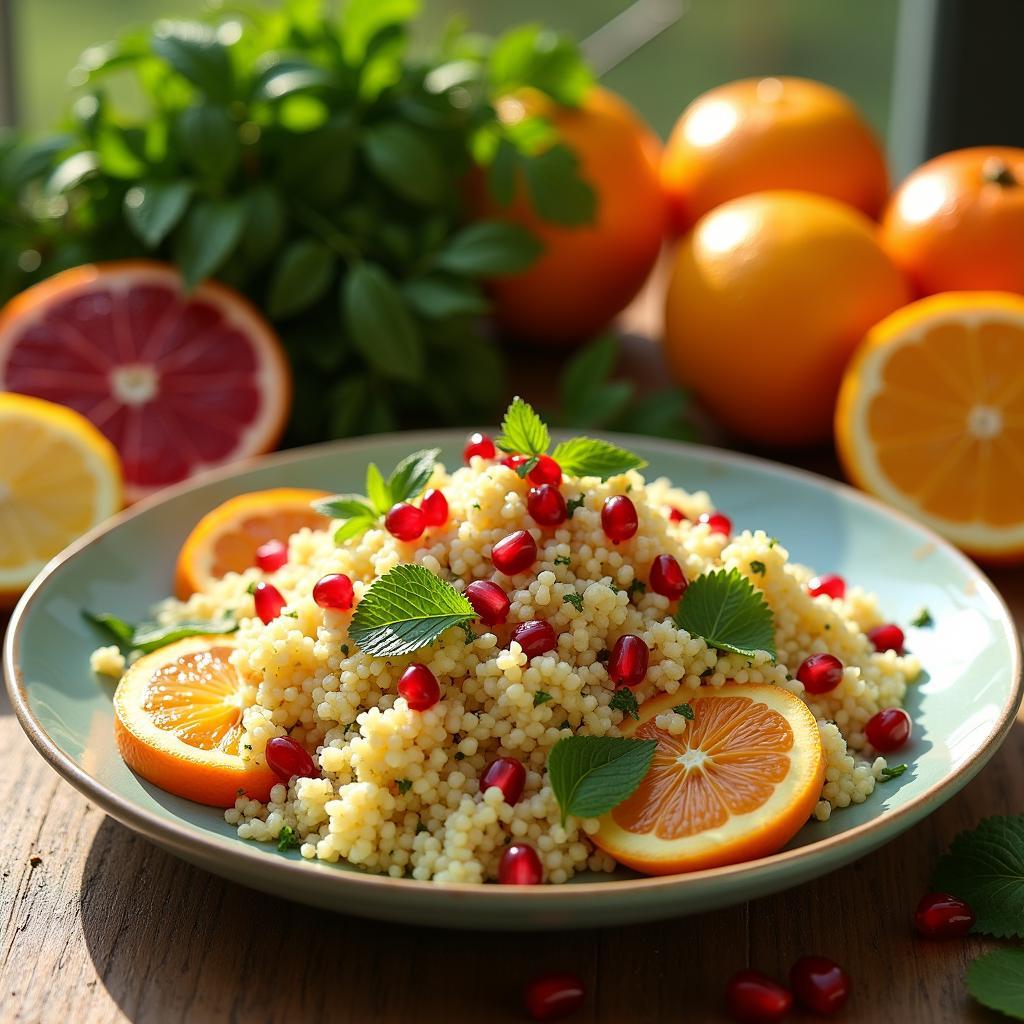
481;757;526;804
255;538;288;572
725;969;793;1024
528;484;568;526
500;843;543;885
492;530;538;575
502;454;530;473
869;623;905;655
385;502;425;541
699;511;732;537
602;495;638;542
421;488;448;527
465;580;510;626
529;454;562;486
253;582;286;624
312;573;354;611
609;634;650;687
398;664;440;711
914;892;975;938
865;707;912;752
649;554;687;600
464;432;495;462
512;619;557;658
667;506;687;523
265;736;317;783
789;956;850;1016
808;573;846;599
797;653;844;694
524;972;584;1021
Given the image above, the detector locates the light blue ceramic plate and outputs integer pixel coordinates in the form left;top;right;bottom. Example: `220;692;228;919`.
4;433;1021;930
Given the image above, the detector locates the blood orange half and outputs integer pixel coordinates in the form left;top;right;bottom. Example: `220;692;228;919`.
0;261;291;503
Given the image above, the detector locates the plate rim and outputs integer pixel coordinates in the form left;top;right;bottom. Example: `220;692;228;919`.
5;430;1022;903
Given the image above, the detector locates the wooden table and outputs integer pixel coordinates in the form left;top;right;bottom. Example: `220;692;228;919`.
2;338;1022;1023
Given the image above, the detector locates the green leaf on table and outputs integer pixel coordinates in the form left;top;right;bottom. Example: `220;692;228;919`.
388;448;439;504
488;25;593;106
124;180;193;247
365;462;392;515
932;815;1024;938
434;221;542;277
496;395;549;456
551;437;647;480
152;21;234;99
403;276;490;319
675;568;776;661
547;735;656;825
363;120;445;206
523;143;596;226
267;238;335;319
176;105;239;181
174;196;246;289
349;563;475;657
967;949;1024;1021
342;262;423;383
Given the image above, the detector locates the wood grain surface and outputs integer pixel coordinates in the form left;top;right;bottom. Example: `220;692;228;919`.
1;337;1022;1023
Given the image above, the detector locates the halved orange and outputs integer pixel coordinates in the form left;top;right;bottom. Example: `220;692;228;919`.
836;291;1024;562
174;487;329;598
594;686;823;875
0;260;291;503
113;636;277;807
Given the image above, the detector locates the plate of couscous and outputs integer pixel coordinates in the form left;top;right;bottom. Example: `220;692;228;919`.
5;399;1021;930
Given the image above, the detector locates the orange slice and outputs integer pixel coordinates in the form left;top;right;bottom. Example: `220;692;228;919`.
836;291;1024;562
594;686;823;874
174;487;330;598
113;636;277;806
0;260;291;503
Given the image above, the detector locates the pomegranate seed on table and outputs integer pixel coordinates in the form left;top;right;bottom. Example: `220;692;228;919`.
649;554;687;600
865;707;912;752
602;495;639;542
265;736;318;784
524;972;585;1021
481;757;526;804
492;529;538;575
725;969;793;1024
699;510;732;537
512;620;558;658
528;484;568;526
420;488;448;527
789;956;850;1015
312;573;354;611
463;432;495;462
869;623;906;655
398;664;441;711
807;573;846;599
465;580;510;626
385;501;425;541
253;581;286;624
914;892;975;938
500;843;544;885
609;634;650;687
667;506;687;523
529;454;562;486
254;538;288;572
796;653;844;694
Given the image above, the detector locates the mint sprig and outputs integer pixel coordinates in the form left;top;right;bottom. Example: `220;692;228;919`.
496;396;550;456
550;437;647;480
84;610;237;655
674;568;776;661
547;735;656;825
967;949;1024;1021
349;563;474;657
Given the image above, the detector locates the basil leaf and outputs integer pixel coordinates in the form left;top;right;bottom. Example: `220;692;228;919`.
349;563;474;657
267;238;335;319
364;121;445;207
523;143;596;226
342;262;423;383
123;180;193;247
496;395;549;456
675;568;777;661
131;618;237;653
388;448;439;504
174;196;246;289
402;276;490;319
547;735;656;825
152;21;234;100
313;495;377;520
967;949;1024;1020
550;437;647;480
176;104;239;181
434;221;542;277
365;462;392;515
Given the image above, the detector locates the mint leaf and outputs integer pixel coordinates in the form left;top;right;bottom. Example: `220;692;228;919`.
673;702;695;720
967;949;1024;1020
349;563;475;657
534;691;552;707
911;607;934;628
675;568;776;660
496;396;550;456
609;688;639;721
365;462;391;515
932;816;1024;938
314;495;376;520
551;437;647;480
548;735;656;825
563;593;584;612
388;448;439;504
334;516;377;544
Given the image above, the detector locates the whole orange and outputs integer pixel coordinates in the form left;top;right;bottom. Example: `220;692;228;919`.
663;191;909;446
661;77;889;232
880;146;1024;295
479;86;666;345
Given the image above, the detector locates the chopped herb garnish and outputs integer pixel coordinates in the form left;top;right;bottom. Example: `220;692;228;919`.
548;735;656;824
563;592;584;612
554;555;572;566
516;455;540;478
596;649;610;663
282;610;299;618
454;751;465;760
460;622;479;644
340;644;350;655
911;607;934;628
609;687;639;720
627;579;646;599
246;581;258;595
534;691;553;707
750;560;766;576
472;502;481;510
416;820;429;834
879;763;908;781
396;778;413;796
566;494;586;517
236;787;246;797
700;666;714;677
673;702;695;720
675;568;776;661
558;720;572;731
276;825;300;852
